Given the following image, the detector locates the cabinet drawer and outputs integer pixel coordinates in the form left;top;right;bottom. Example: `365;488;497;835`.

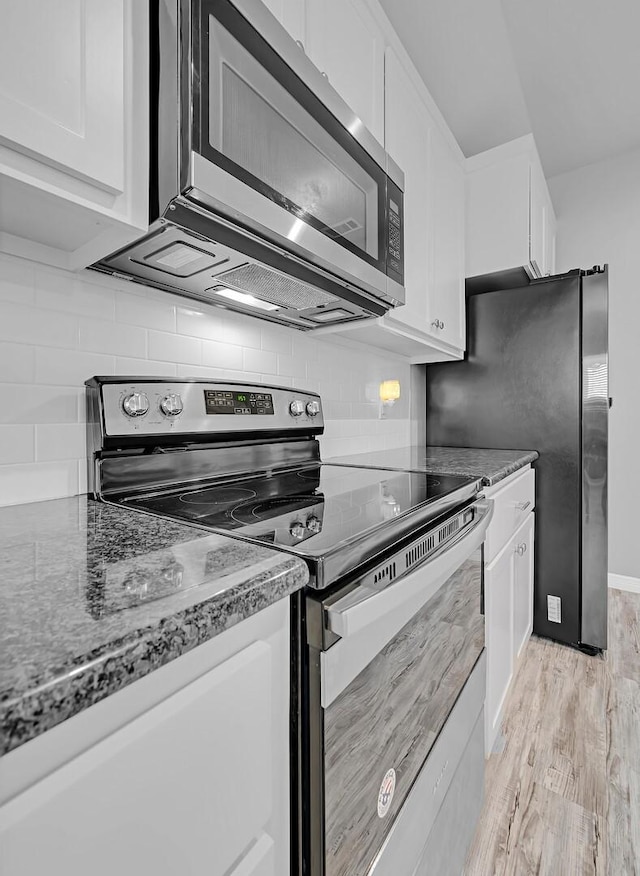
484;468;535;564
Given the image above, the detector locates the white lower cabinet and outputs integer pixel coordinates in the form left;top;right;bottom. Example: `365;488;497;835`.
485;535;515;750
0;600;290;876
512;513;535;662
483;467;536;754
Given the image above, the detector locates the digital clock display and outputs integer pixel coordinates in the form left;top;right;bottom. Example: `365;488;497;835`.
204;390;275;415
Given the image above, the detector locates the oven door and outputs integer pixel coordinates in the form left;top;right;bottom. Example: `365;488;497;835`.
305;499;492;876
188;0;404;303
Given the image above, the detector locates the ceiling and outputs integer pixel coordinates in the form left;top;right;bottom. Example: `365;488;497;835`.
378;0;640;178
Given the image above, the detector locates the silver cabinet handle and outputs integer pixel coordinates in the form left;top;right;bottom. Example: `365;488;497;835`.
295;39;305;53
515;543;527;555
321;71;329;80
516;500;531;511
431;319;445;330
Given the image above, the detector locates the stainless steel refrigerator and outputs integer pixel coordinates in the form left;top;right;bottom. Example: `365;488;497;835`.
426;267;609;650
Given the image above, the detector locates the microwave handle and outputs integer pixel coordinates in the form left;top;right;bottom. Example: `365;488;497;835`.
325;499;493;640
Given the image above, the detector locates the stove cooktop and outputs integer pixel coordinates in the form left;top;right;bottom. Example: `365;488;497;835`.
123;464;480;577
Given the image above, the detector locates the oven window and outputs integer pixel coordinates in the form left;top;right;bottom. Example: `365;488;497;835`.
195;0;386;269
323;549;485;876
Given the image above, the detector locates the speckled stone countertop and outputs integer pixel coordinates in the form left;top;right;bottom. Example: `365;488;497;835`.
329;445;538;487
0;497;308;756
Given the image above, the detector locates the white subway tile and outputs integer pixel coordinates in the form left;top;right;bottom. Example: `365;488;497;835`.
36;423;86;462
115;358;178;377
0;343;36;383
116;291;176;332
243;348;277;374
323;400;352;419
175;364;226;379
0;255;35;304
202;339;243;370
264;374;293;387
0;301;78;348
0;460;79;506
35;348;115;386
223;370;262;383
148;330;202;365
77;459;88;495
0;425;35;464
34;268;116;320
0;385;82;425
222;313;262;349
261;327;292;355
276;354;296;377
79;317;147;358
176;306;228;341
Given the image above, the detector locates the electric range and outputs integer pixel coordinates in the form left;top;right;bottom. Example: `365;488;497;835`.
85;377;490;876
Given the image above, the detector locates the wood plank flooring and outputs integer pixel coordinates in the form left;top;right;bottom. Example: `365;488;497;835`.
464;587;640;875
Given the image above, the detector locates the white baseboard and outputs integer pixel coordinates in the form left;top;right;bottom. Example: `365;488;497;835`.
608;573;640;594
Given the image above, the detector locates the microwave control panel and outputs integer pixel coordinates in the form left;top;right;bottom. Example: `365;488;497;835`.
386;179;404;284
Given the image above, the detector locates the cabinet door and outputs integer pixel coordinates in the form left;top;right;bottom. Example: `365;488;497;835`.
529;162;546;278
384;47;431;331
0;0;125;194
465;153;531;278
513;513;535;660
428;128;465;350
302;0;385;145
484;538;515;753
0;641;280;876
544;195;557;276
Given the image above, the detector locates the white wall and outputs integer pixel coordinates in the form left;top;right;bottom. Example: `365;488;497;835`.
549;148;640;580
0;253;415;506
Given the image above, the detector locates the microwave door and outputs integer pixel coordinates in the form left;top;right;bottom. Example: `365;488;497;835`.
189;0;399;304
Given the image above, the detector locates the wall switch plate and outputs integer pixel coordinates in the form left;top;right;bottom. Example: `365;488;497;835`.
547;595;562;623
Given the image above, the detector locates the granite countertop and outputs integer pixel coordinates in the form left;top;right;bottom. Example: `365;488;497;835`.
0;497;308;756
329;445;539;487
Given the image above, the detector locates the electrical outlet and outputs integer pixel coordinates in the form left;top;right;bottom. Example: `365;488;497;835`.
547;595;562;623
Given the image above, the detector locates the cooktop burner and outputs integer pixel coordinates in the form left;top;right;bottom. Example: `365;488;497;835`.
178;487;257;506
124;465;478;557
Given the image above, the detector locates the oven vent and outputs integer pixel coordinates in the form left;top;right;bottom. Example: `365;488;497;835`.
373;562;397;586
438;517;461;543
406;533;436;569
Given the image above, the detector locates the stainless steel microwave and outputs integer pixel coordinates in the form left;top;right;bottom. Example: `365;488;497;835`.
92;0;405;329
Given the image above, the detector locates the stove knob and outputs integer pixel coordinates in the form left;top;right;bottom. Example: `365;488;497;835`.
306;515;322;533
306;400;320;418
122;392;149;418
160;393;184;417
290;521;306;540
289;399;305;417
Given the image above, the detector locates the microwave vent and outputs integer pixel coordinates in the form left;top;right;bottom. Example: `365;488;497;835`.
330;217;362;238
215;263;339;311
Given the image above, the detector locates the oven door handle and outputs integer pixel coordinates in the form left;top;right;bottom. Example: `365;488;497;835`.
325;499;493;640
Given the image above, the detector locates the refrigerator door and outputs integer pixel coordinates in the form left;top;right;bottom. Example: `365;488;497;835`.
581;269;608;649
427;276;583;645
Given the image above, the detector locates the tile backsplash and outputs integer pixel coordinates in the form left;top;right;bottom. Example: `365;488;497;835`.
0;253;415;506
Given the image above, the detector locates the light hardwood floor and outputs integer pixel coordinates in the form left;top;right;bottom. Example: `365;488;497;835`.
464;587;640;875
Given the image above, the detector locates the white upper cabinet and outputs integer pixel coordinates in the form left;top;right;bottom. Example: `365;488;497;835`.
0;0;148;270
266;0;385;145
328;46;465;363
427;127;466;351
303;0;385;146
465;134;556;280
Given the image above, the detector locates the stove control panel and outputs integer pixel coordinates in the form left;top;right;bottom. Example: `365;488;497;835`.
94;379;324;438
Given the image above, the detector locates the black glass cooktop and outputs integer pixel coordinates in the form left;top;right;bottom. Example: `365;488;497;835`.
124;465;478;558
